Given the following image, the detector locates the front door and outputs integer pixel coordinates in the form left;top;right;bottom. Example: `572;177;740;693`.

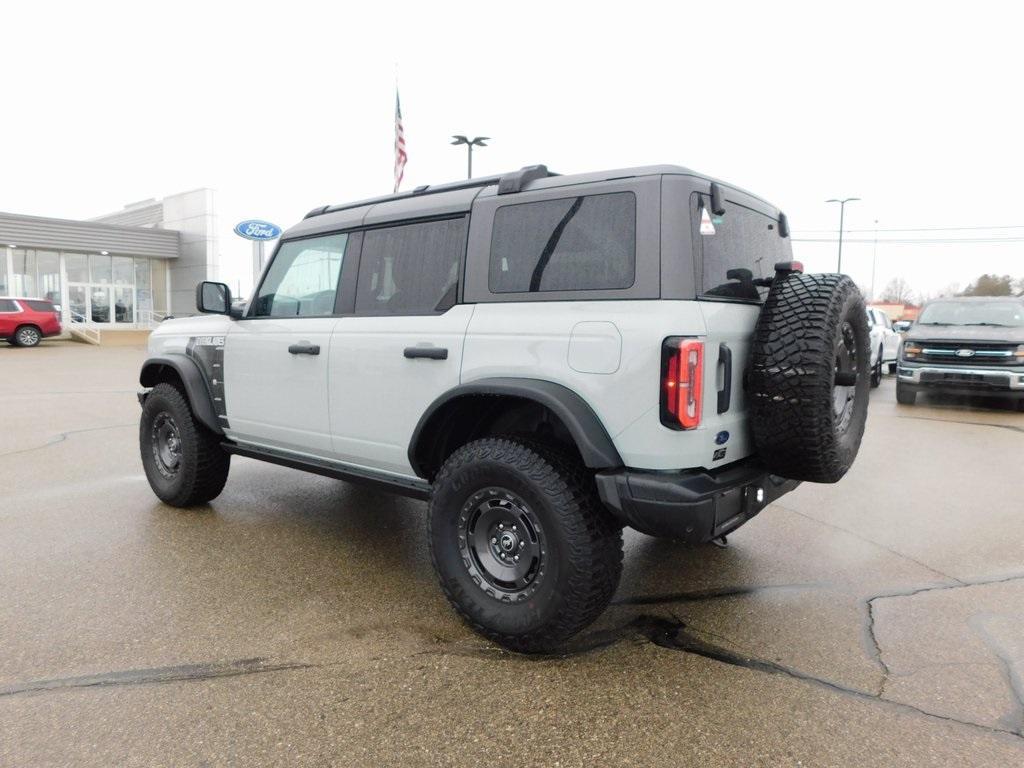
223;232;351;457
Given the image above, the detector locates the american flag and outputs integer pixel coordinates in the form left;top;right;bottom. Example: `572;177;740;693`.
394;90;407;193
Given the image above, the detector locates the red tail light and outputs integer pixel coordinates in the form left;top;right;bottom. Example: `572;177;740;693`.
660;337;704;430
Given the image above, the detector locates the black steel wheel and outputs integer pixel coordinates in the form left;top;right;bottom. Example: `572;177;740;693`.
150;412;183;479
139;383;230;507
429;437;622;653
459;487;545;600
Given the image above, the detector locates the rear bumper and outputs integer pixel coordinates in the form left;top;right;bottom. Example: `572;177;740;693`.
595;459;800;544
898;363;1024;397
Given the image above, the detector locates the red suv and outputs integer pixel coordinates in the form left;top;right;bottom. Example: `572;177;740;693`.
0;297;63;347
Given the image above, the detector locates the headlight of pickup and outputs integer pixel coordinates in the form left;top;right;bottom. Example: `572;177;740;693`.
1016;344;1024;363
902;341;922;360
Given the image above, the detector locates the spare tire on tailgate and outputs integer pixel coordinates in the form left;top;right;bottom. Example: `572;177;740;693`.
747;269;869;483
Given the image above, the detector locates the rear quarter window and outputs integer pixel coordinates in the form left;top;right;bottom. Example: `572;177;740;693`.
693;193;791;302
0;299;19;312
489;192;636;293
24;300;54;312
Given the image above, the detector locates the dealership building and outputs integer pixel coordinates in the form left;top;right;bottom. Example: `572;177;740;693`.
0;189;219;341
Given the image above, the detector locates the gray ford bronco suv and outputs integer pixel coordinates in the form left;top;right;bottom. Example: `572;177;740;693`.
138;164;870;652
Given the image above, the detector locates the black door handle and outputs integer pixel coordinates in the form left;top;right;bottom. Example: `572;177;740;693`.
717;343;732;414
404;346;448;360
288;343;320;355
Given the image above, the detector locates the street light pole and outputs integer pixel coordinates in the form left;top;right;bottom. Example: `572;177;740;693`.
825;197;860;273
450;135;490;179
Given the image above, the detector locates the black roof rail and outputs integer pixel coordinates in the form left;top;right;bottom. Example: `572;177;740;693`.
303;165;557;219
497;165;552;195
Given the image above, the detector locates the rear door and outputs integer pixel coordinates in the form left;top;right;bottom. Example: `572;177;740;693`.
690;190;792;467
224;232;354;456
328;216;472;476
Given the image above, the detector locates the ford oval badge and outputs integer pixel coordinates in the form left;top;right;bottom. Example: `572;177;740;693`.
234;219;282;241
715;430;730;445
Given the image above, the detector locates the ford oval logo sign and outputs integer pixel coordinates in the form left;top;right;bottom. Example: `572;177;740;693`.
234;220;282;241
955;348;975;358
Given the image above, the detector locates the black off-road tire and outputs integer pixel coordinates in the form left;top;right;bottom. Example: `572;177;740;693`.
428;437;623;654
896;382;917;406
139;383;230;507
870;347;883;388
747;273;870;483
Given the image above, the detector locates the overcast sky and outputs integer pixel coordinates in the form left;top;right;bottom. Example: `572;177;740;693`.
3;1;1022;299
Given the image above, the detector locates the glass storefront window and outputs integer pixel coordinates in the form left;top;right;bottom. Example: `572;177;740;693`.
37;251;61;305
12;249;37;297
90;287;111;322
135;259;153;316
113;256;133;285
66;253;89;283
68;286;87;322
90;254;112;284
114;287;134;323
134;258;151;289
0;251;7;294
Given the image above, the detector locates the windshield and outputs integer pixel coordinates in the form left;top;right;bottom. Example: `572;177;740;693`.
917;300;1024;327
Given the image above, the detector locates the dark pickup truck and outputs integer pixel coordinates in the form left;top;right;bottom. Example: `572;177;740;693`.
896;296;1024;408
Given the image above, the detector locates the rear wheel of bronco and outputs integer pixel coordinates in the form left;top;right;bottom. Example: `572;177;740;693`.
747;273;870;483
428;437;623;653
139;383;230;507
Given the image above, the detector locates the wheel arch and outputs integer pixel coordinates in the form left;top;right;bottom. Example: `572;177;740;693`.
408;378;623;480
140;354;223;435
14;323;42;343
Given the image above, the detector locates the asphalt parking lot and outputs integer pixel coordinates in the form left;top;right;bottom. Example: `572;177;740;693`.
2;341;1023;767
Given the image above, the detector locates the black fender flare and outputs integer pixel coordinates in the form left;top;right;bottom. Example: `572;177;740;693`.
408;377;623;479
139;354;223;435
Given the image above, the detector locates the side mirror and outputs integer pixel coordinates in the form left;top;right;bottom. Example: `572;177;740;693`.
196;281;232;315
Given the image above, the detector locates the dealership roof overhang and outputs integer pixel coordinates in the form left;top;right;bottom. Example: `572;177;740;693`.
0;211;181;260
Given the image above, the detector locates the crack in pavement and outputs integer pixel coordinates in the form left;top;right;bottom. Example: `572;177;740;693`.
0;658;316;698
0;422;135;458
611;581;829;607
862;573;1024;733
969;613;1024;735
620;614;1024;742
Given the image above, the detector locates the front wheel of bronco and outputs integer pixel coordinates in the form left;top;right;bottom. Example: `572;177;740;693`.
139;383;231;507
428;437;623;653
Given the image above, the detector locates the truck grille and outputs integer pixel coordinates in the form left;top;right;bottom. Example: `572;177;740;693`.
919;343;1018;366
919;371;1010;388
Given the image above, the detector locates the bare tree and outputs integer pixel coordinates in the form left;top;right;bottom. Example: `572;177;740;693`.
879;277;915;304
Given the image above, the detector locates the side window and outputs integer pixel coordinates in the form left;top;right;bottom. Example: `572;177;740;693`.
489;192;636;293
251;233;348;318
695;194;791;303
0;299;18;312
355;217;467;315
